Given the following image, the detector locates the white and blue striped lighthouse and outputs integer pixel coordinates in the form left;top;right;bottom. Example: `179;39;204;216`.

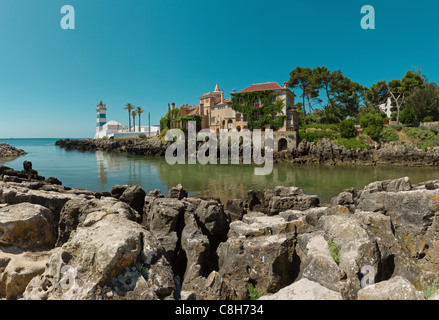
95;101;107;138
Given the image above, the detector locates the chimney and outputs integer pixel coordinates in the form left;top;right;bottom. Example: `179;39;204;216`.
172;103;175;110
167;103;171;114
221;91;224;104
283;82;288;88
233;89;236;93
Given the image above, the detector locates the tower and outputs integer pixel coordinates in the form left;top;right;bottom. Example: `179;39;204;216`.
95;101;107;138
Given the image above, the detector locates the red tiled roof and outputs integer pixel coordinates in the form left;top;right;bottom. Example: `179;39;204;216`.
239;82;283;93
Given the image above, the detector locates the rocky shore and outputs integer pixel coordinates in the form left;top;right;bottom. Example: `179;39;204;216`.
1;161;439;300
0;142;26;158
55;138;439;166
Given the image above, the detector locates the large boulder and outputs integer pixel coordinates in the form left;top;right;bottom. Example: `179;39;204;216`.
0;203;56;249
357;276;424;300
23;214;175;300
259;278;343;300
0;247;55;300
56;197;139;247
357;187;439;275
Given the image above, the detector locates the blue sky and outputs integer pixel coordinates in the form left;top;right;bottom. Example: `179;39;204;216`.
0;0;438;138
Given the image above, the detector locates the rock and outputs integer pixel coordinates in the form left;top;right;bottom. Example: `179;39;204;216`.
56;197;139;246
217;233;296;300
428;290;439;300
357;276;424;300
244;186;319;216
0;247;55;300
110;185;128;199
301;235;344;293
357;188;439;275
167;184;188;200
119;186;146;222
259;278;343;300
144;198;185;234
0;203;56;249
0;143;26;158
182;198;229;250
45;177;62;186
225;199;244;221
23;214;175;300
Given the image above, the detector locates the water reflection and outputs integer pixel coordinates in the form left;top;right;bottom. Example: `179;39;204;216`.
4;138;439;205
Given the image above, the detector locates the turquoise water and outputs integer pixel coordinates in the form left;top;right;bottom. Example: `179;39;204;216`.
2;138;439;204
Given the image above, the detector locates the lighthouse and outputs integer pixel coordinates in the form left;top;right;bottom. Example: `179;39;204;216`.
95;101;107;139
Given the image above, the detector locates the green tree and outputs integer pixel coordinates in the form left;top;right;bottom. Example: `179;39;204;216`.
314;104;342;124
399;104;417;124
406;83;439;121
132;110;137;132
124;103;135;132
287;67;316;118
136;106;145;133
313;67;365;118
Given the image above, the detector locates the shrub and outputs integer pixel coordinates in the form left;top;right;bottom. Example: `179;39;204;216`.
138;133;147;139
339;120;356;139
328;238;341;264
430;127;439;135
360;113;384;141
424;278;439;299
299;130;338;142
391;124;403;131
247;283;264;300
380;126;399;142
301;123;339;132
336;138;368;150
423;116;433;122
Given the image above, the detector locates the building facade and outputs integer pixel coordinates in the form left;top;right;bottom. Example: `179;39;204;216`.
164;82;299;133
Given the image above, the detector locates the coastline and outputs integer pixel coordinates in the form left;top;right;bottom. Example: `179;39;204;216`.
0;142;26;159
0;161;438;300
55;137;439;167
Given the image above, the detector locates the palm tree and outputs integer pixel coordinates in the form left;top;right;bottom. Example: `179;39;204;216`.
124;103;134;132
132;111;137;132
136;107;145;133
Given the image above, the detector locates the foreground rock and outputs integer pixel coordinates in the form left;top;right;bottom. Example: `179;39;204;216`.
357;276;424;300
259;278;343;300
1;162;439;300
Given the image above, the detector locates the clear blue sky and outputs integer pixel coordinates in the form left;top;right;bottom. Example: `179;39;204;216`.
0;0;438;138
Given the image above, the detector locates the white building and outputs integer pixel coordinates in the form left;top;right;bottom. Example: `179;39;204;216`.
94;101;160;139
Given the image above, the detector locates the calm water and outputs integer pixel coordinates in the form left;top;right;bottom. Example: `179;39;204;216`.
2;138;439;204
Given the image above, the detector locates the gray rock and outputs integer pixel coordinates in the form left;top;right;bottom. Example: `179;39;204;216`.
357;276;424;300
259;278;343;300
0;203;56;249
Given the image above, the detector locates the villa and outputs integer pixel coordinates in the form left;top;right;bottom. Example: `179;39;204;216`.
164;82;300;134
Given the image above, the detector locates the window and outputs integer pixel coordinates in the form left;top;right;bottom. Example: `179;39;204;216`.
271;95;277;103
100;114;106;118
254;98;260;108
287;113;292;120
243;114;248;122
236;113;241;121
272;113;277;120
255;114;261;120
